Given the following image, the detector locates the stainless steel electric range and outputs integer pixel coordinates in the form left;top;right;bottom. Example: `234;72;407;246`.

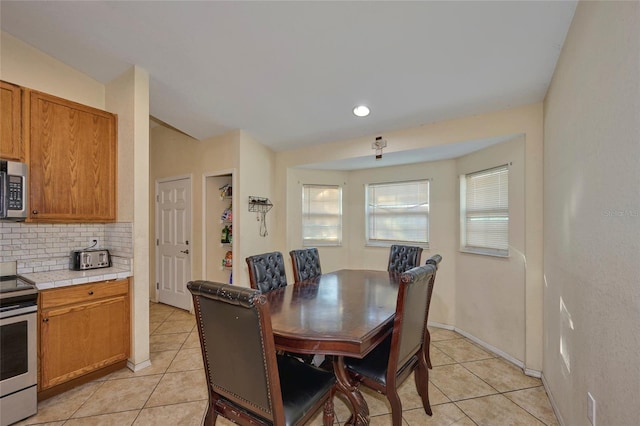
0;274;38;426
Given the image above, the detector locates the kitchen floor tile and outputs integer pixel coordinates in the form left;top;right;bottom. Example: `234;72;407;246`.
72;375;162;418
145;370;208;407
462;357;542;393
429;364;498;401
455;394;546;425
63;410;139;425
505;386;560;426
26;302;559;426
433;337;495;363
134;401;207;425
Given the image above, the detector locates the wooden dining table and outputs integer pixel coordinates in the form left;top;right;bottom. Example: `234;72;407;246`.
264;269;402;426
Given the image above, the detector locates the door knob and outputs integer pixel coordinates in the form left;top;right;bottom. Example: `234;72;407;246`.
180;249;190;254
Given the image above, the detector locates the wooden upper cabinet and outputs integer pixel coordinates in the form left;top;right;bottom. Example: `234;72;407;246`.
29;91;117;222
0;81;24;161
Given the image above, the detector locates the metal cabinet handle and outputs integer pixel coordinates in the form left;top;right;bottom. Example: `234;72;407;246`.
43;318;49;323
180;249;190;254
88;290;94;295
32;209;38;215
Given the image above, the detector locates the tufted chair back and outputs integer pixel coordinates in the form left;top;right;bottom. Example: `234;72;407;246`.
246;251;288;293
344;264;437;425
289;248;322;282
188;280;336;425
387;244;423;273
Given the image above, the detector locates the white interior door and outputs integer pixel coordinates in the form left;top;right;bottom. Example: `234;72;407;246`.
156;177;192;310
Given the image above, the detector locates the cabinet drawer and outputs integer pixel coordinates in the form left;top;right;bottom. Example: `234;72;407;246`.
40;279;129;310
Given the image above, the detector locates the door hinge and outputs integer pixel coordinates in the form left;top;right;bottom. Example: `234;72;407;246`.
156;282;159;290
156;239;159;246
156;195;159;202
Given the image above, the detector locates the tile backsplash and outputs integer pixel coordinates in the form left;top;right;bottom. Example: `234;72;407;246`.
0;222;132;273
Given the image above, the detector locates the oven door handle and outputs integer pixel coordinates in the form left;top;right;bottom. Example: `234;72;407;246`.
0;304;37;319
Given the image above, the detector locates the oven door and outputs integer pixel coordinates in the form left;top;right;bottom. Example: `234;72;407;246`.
0;305;37;396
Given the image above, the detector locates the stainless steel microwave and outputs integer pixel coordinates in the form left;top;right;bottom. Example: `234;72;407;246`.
0;159;27;221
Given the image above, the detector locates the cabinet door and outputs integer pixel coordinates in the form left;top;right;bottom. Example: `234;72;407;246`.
29;91;117;222
40;294;130;389
0;81;24;161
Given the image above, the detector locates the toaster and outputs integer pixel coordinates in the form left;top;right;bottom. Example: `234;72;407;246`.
70;249;112;270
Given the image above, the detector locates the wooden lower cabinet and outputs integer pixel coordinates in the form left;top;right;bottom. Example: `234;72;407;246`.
38;279;130;397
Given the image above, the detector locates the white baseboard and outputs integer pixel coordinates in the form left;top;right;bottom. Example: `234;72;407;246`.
127;359;152;372
428;322;542;378
541;373;565;426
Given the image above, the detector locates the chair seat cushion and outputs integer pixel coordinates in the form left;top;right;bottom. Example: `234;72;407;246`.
344;335;392;387
277;354;336;426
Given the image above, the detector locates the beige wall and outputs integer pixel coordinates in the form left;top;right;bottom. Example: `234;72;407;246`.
1;31;104;108
276;103;544;371
149;126;239;297
456;136;526;362
2;32;151;369
543;1;640;424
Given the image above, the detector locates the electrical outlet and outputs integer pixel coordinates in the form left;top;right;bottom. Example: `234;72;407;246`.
587;392;596;426
90;237;100;248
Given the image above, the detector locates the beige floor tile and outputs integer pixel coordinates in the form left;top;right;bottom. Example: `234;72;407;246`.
361;386;392;416
455;394;545;426
149;309;173;323
145;370;208;407
149;332;189;352
153;319;195;335
134;400;207;425
149;321;163;335
397;372;446;411
15;382;103;424
505;386;560;426
433;338;495;363
166;309;196;322
402;402;469;426
429;328;461;342
72;375;162;418
213;416;236;426
167;347;204;372
106;350;178;379
182;330;202;349
429;364;498;401
369;413;397;425
429;345;457;367
462;357;542;393
63;410;139;425
333;393;356;424
16;422;65;426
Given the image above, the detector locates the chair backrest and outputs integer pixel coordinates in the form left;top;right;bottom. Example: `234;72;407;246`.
390;264;437;373
387;244;423;273
289;248;322;282
246;251;288;293
424;254;442;320
187;280;285;423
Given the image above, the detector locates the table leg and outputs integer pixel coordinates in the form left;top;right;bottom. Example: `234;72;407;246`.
332;356;369;425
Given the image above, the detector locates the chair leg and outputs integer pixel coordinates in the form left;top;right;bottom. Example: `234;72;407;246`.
204;403;217;426
386;389;404;426
414;361;432;416
425;329;432;369
322;391;335;426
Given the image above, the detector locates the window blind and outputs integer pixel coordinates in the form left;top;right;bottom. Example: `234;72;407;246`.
461;165;509;256
302;184;342;246
366;180;429;244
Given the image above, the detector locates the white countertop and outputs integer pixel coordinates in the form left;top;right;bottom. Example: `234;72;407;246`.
20;267;132;290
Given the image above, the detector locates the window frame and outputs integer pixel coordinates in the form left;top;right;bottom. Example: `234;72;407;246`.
365;179;430;248
459;164;509;257
301;184;343;247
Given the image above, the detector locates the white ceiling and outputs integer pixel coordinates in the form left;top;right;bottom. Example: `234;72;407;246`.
1;1;576;159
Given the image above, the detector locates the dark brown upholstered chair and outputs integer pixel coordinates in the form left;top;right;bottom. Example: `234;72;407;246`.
344;264;437;425
424;254;442;368
246;251;288;293
188;280;336;426
387;244;423;274
289;248;322;282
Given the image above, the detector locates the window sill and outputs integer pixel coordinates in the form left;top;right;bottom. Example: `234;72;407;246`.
460;247;509;258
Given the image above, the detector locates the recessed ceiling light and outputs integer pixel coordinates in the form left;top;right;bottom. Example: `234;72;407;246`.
353;105;370;117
